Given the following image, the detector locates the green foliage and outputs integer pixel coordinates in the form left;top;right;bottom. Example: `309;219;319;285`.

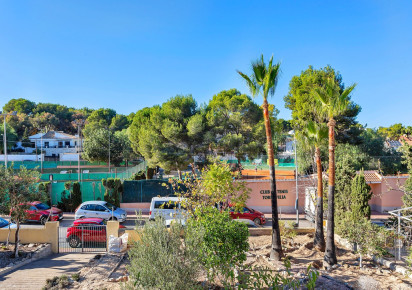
0;165;44;257
38;182;51;206
186;207;249;287
350;171;372;220
400;144;412;207
284;65;361;144
57;182;81;212
82;128;127;166
129;170;146;180
206;89;266;162
378;123;407;139
238;261;319;290
83;108;116;137
129;95;205;173
72;182;82;210
170;162;250;215
101;178;122;207
338;216;388;267
3;98;36;115
0;123;18;154
127;217;201;290
279;220;297;242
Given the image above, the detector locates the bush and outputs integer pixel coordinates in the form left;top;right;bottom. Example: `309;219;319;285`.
186;207;249;287
127;217;201;290
102;178;122;207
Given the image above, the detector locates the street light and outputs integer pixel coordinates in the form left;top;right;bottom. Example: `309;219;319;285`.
74;119;85;182
289;129;299;227
0;111;17;168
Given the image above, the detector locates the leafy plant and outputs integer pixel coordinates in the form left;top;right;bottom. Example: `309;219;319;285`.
101;178;122;207
127;217;201;290
186;207;249;287
237;260;319;289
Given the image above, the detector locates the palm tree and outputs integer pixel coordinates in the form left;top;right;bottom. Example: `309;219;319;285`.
238;55;283;260
304;121;328;251
314;78;356;267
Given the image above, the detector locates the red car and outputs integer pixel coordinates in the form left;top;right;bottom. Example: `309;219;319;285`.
66;218;125;248
229;206;266;226
12;201;63;225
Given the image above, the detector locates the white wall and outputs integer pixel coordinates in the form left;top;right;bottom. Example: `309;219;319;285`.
0;154;43;161
59;153;80;161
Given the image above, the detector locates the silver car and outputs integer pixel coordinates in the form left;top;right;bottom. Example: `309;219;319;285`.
75;201;127;222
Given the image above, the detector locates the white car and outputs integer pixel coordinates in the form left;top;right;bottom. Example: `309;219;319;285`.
75;201;127;222
149;197;186;225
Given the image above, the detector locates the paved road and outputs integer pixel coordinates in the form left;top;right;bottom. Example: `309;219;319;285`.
0;253;95;290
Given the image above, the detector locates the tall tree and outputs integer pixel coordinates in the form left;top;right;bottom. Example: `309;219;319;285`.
3;98;36;115
237;54;283;260
350;170;372;220
82;128;125;166
0;124;18;154
314;77;356;267
83;108;117;137
284;66;361;144
0;166;44;258
304;121;328;251
206;89;266;171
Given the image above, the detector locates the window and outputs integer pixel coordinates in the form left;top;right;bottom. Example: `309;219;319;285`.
44;142;49;148
65;141;70;147
95;205;107;212
154;201;178;210
83;204;96;211
35;203;50;210
29;206;37;211
0;218;9;228
105;202;117;210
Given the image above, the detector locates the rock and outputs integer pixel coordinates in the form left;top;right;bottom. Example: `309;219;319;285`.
28;243;35;248
310;260;322;269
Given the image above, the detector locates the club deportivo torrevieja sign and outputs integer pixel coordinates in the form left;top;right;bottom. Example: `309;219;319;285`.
260;189;288;200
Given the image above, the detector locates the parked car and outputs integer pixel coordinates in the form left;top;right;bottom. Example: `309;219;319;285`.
0;217;16;229
75;201;127;222
11;201;63;225
66;218;126;248
149;197;186;225
229;206;266;226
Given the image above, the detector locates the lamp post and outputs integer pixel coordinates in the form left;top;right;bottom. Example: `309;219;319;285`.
74;120;85;182
0;111;17;168
289;130;299;227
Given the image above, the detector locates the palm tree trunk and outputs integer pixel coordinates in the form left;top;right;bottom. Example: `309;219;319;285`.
314;146;325;251
324;119;337;267
263;99;283;260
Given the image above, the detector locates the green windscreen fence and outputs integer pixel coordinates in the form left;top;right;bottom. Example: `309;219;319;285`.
50;181;105;205
122;180;176;203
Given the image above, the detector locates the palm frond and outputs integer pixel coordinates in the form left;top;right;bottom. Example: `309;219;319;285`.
237;70;258;97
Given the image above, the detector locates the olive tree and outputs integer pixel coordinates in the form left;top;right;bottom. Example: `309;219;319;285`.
0;166;45;257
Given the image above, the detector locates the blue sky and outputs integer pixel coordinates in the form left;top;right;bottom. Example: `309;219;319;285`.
0;1;411;128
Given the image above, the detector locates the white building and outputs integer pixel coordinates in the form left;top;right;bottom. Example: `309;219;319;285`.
25;131;83;158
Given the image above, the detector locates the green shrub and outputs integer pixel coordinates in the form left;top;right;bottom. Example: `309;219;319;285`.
186;207;249;287
127;217;201;290
238;260;319;290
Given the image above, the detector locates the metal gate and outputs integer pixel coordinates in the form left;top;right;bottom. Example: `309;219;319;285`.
59;224;107;253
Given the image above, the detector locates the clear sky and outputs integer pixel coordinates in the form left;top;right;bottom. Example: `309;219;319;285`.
0;1;411;128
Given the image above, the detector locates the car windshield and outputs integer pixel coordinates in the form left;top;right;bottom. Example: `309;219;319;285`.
35;203;50;210
105;202;117;210
0;218;9;228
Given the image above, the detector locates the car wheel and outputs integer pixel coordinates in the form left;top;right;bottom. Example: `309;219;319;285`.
68;235;80;248
253;218;261;226
40;216;49;225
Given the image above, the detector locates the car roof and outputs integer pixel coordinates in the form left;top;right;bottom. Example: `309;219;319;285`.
80;200;107;205
151;197;180;201
73;218;104;225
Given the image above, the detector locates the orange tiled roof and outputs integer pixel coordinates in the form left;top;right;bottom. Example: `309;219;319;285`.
361;170;382;183
400;135;412;146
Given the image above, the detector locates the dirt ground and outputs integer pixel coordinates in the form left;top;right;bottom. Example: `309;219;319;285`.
64;234;412;289
248;234;412;289
0;242;46;268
